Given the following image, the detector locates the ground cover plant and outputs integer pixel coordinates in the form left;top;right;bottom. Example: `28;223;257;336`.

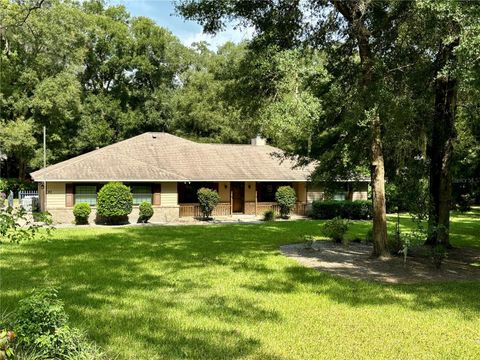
0;209;479;359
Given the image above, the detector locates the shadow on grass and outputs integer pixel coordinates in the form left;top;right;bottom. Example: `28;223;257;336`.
1;220;479;358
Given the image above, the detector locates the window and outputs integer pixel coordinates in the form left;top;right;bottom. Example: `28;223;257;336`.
75;185;97;206
178;182;218;203
131;185;152;205
257;182;291;202
333;192;346;201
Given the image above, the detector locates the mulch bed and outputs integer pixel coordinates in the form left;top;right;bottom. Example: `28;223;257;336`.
280;242;480;284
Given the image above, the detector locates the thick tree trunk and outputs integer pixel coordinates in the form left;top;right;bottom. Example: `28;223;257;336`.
371;111;389;257
426;41;458;248
332;0;389;257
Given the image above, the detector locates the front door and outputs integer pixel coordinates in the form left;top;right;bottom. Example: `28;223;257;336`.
231;182;244;213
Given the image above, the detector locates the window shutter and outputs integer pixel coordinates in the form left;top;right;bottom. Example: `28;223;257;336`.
66;183;74;207
152;183;161;206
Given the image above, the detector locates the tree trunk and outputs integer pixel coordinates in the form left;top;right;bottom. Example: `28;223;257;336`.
426;40;458;248
356;24;389;258
371;111;389;257
18;158;26;180
332;0;389;257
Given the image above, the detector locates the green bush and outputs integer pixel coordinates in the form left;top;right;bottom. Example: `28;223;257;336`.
73;203;91;225
275;186;297;218
96;182;133;224
15;288;68;348
138;201;154;223
263;209;275;221
197;188;220;219
310;200;372;220
321;217;349;243
14;288;104;359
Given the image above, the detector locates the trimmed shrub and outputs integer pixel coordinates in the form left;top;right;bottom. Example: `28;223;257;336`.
275;186;297;218
197;188;220;219
263;209;275;221
310;200;372;220
321;217;349;243
138;201;154;223
96;182;133;224
73;203;91;225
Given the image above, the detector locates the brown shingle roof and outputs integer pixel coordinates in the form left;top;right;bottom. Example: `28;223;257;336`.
31;133;314;182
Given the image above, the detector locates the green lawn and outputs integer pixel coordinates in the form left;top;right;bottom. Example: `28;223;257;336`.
1;210;479;359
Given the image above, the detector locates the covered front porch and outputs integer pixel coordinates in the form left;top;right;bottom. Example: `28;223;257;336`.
178;181;308;217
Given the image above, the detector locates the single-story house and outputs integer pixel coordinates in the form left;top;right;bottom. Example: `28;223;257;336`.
31;133;368;223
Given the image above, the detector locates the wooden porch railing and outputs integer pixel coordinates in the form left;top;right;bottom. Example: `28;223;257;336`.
179;201;307;217
179;202;231;218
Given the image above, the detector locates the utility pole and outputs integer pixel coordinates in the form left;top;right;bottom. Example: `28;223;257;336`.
42;126;46;211
43;126;46;168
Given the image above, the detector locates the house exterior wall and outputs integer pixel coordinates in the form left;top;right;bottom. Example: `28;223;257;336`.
307;182;369;203
245;181;256;202
160;182;178;206
293;182;307;203
43;181;180;224
352;183;369;200
46;182;66;208
218;181;230;202
307;183;324;203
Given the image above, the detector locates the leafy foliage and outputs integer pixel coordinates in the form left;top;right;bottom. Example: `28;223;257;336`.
73;203;91;225
310;200;372;220
275;186;296;218
0;207;53;243
0;179;37;194
321;217;349;244
138;201;154;223
14;288;105;359
0;328;16;360
96;183;133;224
197;188;220;219
262;209;275;221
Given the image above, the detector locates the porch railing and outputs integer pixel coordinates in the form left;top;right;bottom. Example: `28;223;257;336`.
179;201;307;217
179;202;231;218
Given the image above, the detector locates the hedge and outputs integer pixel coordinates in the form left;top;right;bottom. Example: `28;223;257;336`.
310;200;372;220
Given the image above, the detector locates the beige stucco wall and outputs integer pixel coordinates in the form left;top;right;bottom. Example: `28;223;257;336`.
160;182;178;206
218;181;230;202
245;181;256;202
46;182;66;209
293;182;307;203
352;183;368;201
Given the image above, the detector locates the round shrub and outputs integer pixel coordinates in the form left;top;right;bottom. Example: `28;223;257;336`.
73;203;91;225
96;182;133;224
321;217;349;243
138;201;154;223
263;209;275;221
197;188;220;219
275;186;297;218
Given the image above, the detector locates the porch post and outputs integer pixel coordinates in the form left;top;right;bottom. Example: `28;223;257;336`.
255;190;257;216
230;190;233;215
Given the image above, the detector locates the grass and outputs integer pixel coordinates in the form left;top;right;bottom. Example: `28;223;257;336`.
1;210;479;359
